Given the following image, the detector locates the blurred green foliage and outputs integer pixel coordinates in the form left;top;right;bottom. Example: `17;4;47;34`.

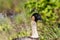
24;0;60;40
0;0;60;40
24;0;60;23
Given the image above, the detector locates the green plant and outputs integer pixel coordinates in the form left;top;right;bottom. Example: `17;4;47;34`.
24;0;60;40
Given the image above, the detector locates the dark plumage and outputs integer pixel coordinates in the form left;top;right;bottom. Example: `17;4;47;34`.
32;13;42;22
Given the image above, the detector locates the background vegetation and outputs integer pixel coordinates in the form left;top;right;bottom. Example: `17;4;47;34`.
0;0;60;40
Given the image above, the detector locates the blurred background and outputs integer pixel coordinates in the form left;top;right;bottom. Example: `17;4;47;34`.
0;0;60;40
